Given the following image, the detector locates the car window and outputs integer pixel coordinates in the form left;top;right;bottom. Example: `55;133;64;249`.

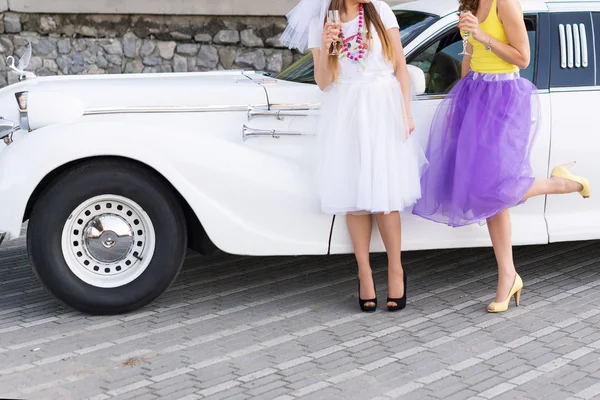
277;54;315;84
397;11;439;45
407;29;464;95
408;16;538;96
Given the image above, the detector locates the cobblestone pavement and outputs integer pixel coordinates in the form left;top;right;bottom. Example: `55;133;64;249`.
0;234;600;400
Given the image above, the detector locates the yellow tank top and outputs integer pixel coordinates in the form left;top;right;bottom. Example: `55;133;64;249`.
467;0;519;74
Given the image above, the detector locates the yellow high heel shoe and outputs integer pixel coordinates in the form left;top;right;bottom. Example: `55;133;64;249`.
551;162;591;198
488;273;523;313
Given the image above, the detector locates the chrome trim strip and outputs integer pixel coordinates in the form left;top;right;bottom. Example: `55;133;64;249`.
550;86;600;93
83;103;323;117
83;105;257;116
248;107;318;121
580;23;589;68
416;94;447;100
573;24;581;68
559;24;567;69
589;20;596;84
400;90;550;101
268;103;321;111
242;125;306;141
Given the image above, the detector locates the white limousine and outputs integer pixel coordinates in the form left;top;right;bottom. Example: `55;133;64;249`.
0;0;597;314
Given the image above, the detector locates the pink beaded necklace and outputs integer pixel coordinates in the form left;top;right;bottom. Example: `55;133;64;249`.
339;3;369;68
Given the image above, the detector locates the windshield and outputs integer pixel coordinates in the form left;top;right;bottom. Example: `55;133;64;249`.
276;11;438;84
397;11;438;45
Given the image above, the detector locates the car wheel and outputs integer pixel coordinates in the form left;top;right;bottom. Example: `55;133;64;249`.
27;159;187;315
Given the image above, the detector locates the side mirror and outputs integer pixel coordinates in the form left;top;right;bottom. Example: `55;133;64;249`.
0;118;15;139
406;65;426;96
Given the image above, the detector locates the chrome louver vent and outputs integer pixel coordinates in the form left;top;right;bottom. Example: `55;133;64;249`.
559;23;589;69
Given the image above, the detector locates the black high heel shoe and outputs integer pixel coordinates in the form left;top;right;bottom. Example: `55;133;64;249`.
387;272;407;312
358;276;377;313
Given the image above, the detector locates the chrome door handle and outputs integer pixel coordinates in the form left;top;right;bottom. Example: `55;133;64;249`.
248;107;317;121
242;125;305;141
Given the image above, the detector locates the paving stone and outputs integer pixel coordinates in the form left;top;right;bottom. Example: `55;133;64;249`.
155;387;198;400
439;389;479;400
244;378;288;397
0;236;598;399
562;376;600;394
200;385;246;400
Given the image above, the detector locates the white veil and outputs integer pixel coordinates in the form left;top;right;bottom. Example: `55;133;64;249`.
280;0;332;51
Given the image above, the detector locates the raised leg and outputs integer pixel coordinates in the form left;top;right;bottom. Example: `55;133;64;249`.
347;213;375;307
521;176;584;201
486;209;517;312
374;212;404;308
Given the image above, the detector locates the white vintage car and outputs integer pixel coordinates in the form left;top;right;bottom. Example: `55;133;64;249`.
0;0;598;314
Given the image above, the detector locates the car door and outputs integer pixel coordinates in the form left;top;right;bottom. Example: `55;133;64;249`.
240;72;335;255
545;9;600;242
327;12;550;253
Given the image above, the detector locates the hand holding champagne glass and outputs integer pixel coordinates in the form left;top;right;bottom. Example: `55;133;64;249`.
458;11;472;56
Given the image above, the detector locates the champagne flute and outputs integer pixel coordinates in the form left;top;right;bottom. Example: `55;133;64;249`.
327;10;341;56
458;11;472;56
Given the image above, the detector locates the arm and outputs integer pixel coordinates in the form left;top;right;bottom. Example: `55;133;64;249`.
459;0;530;69
461;42;473;77
388;28;415;134
312;22;339;91
312;48;334;91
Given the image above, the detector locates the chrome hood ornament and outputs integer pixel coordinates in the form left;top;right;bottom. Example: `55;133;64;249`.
6;43;36;82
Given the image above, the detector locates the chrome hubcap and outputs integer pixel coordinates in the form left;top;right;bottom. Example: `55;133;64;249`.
61;195;156;288
84;215;134;263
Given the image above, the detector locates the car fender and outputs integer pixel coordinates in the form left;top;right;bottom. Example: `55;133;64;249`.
0;115;330;255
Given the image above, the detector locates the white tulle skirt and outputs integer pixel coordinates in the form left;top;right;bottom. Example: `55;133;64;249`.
316;72;428;215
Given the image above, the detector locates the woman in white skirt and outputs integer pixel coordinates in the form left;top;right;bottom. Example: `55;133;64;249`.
282;0;427;312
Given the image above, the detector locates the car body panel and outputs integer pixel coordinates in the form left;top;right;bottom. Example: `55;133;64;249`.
0;112;334;255
0;72;334;255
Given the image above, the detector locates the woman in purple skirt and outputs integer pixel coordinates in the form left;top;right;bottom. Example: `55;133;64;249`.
413;0;592;312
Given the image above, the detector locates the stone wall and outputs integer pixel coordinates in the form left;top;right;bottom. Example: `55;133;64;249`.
0;12;301;87
1;0;305;16
1;0;407;15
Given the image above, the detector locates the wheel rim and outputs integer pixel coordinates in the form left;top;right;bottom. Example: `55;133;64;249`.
61;195;156;288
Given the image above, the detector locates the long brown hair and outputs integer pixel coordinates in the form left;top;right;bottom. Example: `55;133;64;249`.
458;0;479;12
326;0;396;80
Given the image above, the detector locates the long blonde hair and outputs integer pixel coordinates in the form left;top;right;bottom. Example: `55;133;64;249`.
326;0;396;80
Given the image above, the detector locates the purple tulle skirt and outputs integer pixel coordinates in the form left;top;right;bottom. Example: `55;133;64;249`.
412;71;541;227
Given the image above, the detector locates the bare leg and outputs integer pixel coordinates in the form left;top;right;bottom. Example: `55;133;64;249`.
374;212;404;308
521;177;583;201
486;209;516;311
487;166;585;311
347;214;375;307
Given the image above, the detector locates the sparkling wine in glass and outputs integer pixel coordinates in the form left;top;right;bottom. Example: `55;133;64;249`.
458;11;472;56
327;10;341;56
